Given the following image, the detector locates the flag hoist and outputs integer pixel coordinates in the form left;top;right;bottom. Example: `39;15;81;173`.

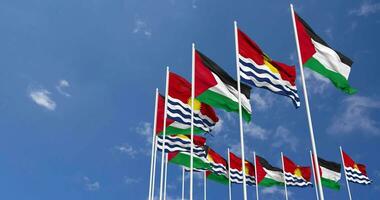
309;151;320;200
280;152;289;200
234;21;249;200
190;43;196;200
148;88;159;200
290;4;325;200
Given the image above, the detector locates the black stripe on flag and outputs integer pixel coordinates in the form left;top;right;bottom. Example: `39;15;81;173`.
318;157;341;173
196;50;252;99
257;156;282;172
295;12;353;67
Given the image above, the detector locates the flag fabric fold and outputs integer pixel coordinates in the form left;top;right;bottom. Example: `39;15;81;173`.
342;150;372;185
229;152;256;185
205;147;229;185
293;12;356;94
256;155;284;187
283;155;312;187
317;157;341;190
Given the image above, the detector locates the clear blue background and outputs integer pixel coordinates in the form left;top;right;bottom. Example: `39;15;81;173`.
0;0;379;199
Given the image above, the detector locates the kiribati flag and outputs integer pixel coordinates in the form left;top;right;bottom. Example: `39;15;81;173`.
342;150;372;185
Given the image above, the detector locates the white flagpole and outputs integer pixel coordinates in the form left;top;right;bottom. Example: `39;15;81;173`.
234;20;248;200
228;148;232;200
253;152;259;200
204;171;207;200
190;43;195;200
182;167;185;200
151;135;158;200
163;154;168;200
290;4;324;200
148;88;159;200
340;146;353;200
281;152;289;200
310;150;320;200
159;67;170;200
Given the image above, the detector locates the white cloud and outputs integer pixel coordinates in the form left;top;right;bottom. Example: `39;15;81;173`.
350;1;380;16
272;126;298;152
29;88;56;111
303;68;331;94
212;118;223;135
251;92;274;111
324;28;333;39
83;176;100;191
262;187;292;197
136;122;153;142
244;122;269;140
328;96;380;135
114;143;138;158
133;19;152;37
191;0;198;8
124;177;141;184
56;79;71;97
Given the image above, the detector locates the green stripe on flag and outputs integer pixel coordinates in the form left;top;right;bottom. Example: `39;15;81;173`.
321;177;340;190
169;153;211;170
207;173;229;185
305;57;357;94
258;178;284;187
158;126;203;136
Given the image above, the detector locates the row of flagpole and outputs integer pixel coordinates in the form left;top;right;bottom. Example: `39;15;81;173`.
147;4;329;200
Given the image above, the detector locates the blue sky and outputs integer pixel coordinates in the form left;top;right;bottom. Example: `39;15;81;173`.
0;0;379;199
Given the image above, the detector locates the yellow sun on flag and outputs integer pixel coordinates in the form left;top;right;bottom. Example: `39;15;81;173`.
187;98;201;111
244;161;250;175
294;168;302;178
354;164;359;170
263;56;280;75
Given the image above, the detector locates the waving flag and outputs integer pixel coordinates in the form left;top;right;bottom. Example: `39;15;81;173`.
167;72;219;133
293;12;356;94
229;152;255;185
317;157;341;190
237;28;300;107
156;134;206;157
195;50;252;122
256;155;284;187
283;155;312;187
205;147;229;185
156;95;203;135
342;150;372;185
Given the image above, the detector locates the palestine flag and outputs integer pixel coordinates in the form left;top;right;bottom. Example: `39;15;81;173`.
167;135;211;170
342;150;372;185
317;157;341;190
167;72;219;133
283;155;312;187
156;95;203;135
293;12;356;94
156;134;206;157
195;50;252;122
205;147;229;185
237;28;300;108
256;155;284;187
229;152;255;185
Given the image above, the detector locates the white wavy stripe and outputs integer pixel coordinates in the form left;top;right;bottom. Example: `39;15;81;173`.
229;169;255;182
166;111;210;132
210;163;227;174
240;71;299;104
167;101;214;125
209;73;252;113
311;39;351;80
239;55;297;90
156;143;206;156
347;177;371;184
156;138;204;152
345;170;371;181
239;64;298;95
170;121;191;129
285;173;312;186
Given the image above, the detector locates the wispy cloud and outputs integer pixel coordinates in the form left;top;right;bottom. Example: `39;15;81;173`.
56;79;71;97
251;92;274;111
262;187;292;197
124;176;141;184
328;96;380;135
133;19;152;37
29;88;56;111
272;126;299;152
350;1;380;16
136;122;153;142
83;176;100;191
324;28;333;39
212;118;223;135
303;68;331;94
114;143;138;158
244;122;269;140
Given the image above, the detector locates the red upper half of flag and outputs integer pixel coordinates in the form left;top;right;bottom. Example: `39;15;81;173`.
283;155;311;181
342;150;368;176
194;50;218;96
294;12;316;64
207;147;227;166
255;155;266;183
156;94;174;134
237;28;297;86
229;152;254;176
168;72;219;123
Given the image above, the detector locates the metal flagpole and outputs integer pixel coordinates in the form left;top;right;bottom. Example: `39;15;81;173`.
310;150;320;200
228;148;232;200
281;152;289;200
182;167;185;200
151;135;158;200
204;171;207;200
190;43;195;200
290;4;325;200
234;20;248;200
340;146;353;200
148;88;159;200
253;152;259;200
163;154;168;200
159;67;170;200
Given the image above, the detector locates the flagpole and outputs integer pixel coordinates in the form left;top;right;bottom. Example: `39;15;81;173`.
151;136;158;200
182;167;185;200
281;152;289;200
253;152;259;200
159;67;170;200
204;171;207;200
340;146;353;200
190;43;195;200
148;88;159;200
310;150;320;200
234;20;248;200
163;154;168;200
290;4;324;200
228;148;232;200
